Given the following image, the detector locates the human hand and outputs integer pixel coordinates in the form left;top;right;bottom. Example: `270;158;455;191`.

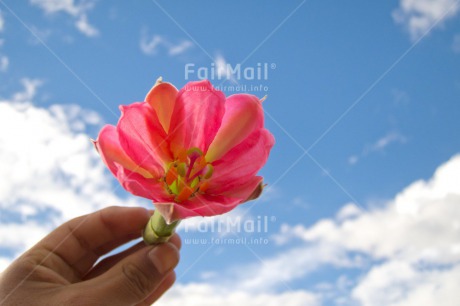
0;206;180;306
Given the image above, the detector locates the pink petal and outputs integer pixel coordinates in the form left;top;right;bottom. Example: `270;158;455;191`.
169;80;225;153
208;128;274;194
117;102;171;178
145;80;178;133
218;176;264;200
94;125;153;179
206;94;264;162
115;164;169;200
155;193;242;223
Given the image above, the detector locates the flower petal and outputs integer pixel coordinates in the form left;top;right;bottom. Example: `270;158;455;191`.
218;176;264;201
115;165;168;200
208;128;274;194
145;79;178;133
94;125;153;179
206;94;264;162
169;80;225;153
155;193;242;223
117;102;171;178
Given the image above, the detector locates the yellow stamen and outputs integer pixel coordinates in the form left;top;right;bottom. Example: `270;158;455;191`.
164;146;215;202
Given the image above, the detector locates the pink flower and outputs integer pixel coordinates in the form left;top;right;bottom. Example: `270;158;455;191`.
94;79;274;223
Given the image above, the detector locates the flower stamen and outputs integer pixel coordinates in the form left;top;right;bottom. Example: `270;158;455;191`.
164;147;214;202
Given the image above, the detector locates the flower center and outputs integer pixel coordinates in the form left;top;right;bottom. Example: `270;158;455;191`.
163;147;214;202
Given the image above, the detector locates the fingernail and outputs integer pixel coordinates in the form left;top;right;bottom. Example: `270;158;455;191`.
148;244;178;275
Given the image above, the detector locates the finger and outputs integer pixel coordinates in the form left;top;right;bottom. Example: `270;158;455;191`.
169;233;182;250
34;206;151;278
84;233;181;280
80;241;180;305
84;242;146;280
140;271;176;306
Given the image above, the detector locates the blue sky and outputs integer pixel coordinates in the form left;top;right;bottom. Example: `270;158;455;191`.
1;1;460;305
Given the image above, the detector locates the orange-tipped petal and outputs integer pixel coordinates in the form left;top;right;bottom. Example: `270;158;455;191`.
169;80;225;152
117;102;171;177
95;125;153;179
206;94;264;162
145;78;178;133
208;129;274;194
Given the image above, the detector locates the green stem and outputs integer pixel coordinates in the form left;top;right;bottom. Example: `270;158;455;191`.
143;210;180;245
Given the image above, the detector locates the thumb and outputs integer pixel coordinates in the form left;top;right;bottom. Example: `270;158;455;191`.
82;242;179;305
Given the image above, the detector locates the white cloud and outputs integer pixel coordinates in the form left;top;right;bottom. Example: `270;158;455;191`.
234;244;357;292
266;154;460;305
30;0;84;15
214;54;237;82
285;154;460;263
336;202;362;220
367;132;406;152
0;55;8;72
392;0;460;41
75;14;98;37
30;0;98;37
0;258;11;274
140;34;163;55
352;261;460;306
0;10;5;32
140;32;193;56
453;34;460;53
0;11;5;72
348;131;406;165
348;155;358;165
168;40;193;56
0;79;144;271
11;78;44;102
158;283;319;306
